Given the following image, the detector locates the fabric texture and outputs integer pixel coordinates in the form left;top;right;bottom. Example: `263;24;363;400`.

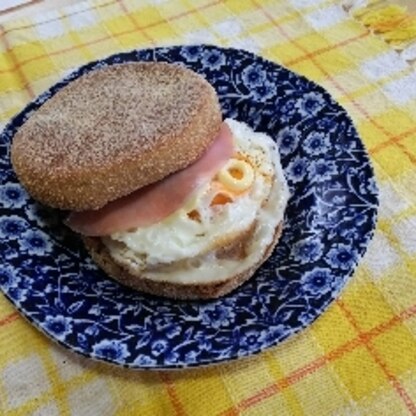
343;0;416;53
0;0;416;415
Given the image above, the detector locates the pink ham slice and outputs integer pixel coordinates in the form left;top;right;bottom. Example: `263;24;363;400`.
66;122;234;236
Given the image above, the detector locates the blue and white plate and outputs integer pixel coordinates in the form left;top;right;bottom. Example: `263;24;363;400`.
0;45;378;369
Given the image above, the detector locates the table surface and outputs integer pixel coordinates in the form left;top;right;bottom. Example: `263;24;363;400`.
0;0;415;23
0;0;415;415
0;0;73;23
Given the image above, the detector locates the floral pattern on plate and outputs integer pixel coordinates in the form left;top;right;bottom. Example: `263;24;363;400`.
0;45;378;369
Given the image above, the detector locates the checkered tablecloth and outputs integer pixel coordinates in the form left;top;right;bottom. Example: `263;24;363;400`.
0;0;416;415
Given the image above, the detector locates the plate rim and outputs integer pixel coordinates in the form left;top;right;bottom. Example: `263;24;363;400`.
0;44;379;369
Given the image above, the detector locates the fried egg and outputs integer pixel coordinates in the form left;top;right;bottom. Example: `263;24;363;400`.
103;119;289;281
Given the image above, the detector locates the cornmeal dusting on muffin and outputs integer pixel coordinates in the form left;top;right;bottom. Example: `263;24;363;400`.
11;63;221;210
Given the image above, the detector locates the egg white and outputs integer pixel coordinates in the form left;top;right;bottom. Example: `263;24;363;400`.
103;118;289;282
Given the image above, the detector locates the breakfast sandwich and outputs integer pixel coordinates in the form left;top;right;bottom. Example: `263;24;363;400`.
11;62;289;300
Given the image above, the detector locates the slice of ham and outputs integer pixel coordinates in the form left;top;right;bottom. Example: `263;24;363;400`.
67;122;234;236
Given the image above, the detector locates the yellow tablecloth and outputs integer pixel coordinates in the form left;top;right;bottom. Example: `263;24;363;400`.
0;1;416;415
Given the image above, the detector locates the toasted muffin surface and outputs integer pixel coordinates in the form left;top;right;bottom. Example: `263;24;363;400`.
11;62;222;210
